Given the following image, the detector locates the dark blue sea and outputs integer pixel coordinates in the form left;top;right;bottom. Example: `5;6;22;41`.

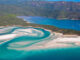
18;16;80;31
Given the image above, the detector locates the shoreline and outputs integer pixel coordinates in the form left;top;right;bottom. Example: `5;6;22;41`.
0;25;80;36
22;33;80;50
0;26;80;50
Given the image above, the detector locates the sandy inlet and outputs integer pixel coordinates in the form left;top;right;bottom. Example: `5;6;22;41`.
0;27;80;50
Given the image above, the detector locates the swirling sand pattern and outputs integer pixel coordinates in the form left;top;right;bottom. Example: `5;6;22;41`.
0;27;54;60
0;27;80;60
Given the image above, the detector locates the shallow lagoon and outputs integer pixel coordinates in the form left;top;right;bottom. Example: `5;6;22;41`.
0;16;80;60
0;27;51;60
0;27;80;60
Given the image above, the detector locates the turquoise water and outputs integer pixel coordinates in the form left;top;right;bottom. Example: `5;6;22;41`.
1;15;80;60
0;27;51;60
23;47;80;60
0;27;80;60
18;16;80;31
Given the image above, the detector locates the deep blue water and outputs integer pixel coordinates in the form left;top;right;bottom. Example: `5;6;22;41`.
18;16;80;31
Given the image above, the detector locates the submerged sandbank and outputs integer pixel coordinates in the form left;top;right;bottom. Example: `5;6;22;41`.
0;26;80;50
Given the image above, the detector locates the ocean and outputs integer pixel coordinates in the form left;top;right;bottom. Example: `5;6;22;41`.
18;16;80;31
0;16;80;60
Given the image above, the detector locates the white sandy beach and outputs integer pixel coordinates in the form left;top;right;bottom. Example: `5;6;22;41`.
0;27;80;50
13;35;80;50
8;32;80;50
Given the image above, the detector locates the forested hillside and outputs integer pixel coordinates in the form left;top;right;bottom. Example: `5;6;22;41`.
0;1;80;20
0;15;27;26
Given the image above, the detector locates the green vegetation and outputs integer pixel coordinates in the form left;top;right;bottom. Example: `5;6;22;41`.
0;1;80;20
27;24;80;35
0;14;27;26
0;1;80;35
0;14;80;35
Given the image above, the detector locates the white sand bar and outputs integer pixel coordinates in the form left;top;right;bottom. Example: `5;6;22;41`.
8;33;80;50
0;34;17;40
0;27;80;50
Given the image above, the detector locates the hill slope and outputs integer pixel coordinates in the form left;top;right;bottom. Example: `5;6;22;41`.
0;1;80;20
0;15;28;26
